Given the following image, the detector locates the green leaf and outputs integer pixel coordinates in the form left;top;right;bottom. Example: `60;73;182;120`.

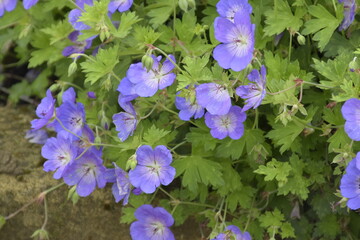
254;158;292;185
147;0;175;28
177;53;212;90
143;125;171;146
173;156;224;192
186;127;218;152
264;0;305;36
132;25;162;49
41;20;73;45
302;4;343;51
259;208;295;238
80;46;119;85
112;12;141;39
120;207;136;224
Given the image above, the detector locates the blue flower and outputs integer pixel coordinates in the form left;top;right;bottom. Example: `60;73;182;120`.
205;105;246;140
55;101;86;137
341;98;360;141
175;89;204;121
129;145;175;194
0;0;17;17
213;9;255;71
63;151;107;197
196;83;231;115
340;154;360;210
211;225;252;240
108;0;133;13
23;0;38;9
25;129;49;145
117;77;138;114
106;163;131;205
126;55;176;97
130;204;175;240
112;111;137;142
62;31;93;57
236;65;267;112
31;89;56;130
338;0;356;31
42;134;78;179
216;0;252;22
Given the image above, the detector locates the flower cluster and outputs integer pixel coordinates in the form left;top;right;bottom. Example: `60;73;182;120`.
213;0;255;71
340;153;360;210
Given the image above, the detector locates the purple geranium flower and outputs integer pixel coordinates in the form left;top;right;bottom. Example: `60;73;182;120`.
175;89;205;121
196;83;231;115
117;77;139;114
55;101;86;136
113;111;137;142
130;204;175;240
108;0;133;13
340;154;360;210
341;98;360;141
213;9;255;71
126;55;176;97
62;31;93;57
106;163;131;205
211;225;252;240
338;0;356;31
63;151;106;197
129;145;175;194
41;134;78;179
216;0;252;22
23;0;38;9
236;65;267;112
25;129;49;145
68;0;93;31
87;91;96;99
31;89;56;130
205;105;246;140
0;0;17;17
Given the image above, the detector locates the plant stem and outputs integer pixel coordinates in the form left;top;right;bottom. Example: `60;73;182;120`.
288;32;292;61
267;84;297;95
159;187;177;201
171;141;187;152
41;196;48;230
91;143;122;148
153;47;184;73
55;116;84;141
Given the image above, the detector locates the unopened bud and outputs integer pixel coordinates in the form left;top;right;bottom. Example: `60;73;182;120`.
142;54;154;71
31;229;49;240
126;154;137;170
349;57;358;71
297;34;306;45
178;0;188;12
68;61;78;76
188;0;196;8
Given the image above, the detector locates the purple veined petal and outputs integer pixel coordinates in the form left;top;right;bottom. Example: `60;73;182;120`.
213;44;235;70
76;0;93;9
133;79;159;97
108;0;133;13
347;195;360;210
136;145;155;166
69;9;90;31
113;111;137;141
31;118;51;130
344;121;360;141
0;5;5;17
55;102;86;136
76;171;97;197
62;87;76;103
233;8;252;27
161;54;176;74
23;0;38;9
230;47;254;72
118;94;137;115
35;89;55;119
131;205;175;240
158;165;176;186
356;152;360;171
341;98;360;122
214;17;238;43
129;165;160;194
3;0;17;11
216;0;252;22
338;0;356;31
247;68;261;83
153;145;173;166
196;83;231;115
62;46;77;57
158;72;176;90
340;173;359;198
25;129;49;144
127;63;147;84
117;77;137;96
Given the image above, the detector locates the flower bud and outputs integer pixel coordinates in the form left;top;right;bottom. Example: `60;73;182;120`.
0;215;6;230
188;0;196;8
349;57;358;71
126;154;137;170
297;34;306;45
68;61;78;76
178;0;188;12
142;54;154;72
